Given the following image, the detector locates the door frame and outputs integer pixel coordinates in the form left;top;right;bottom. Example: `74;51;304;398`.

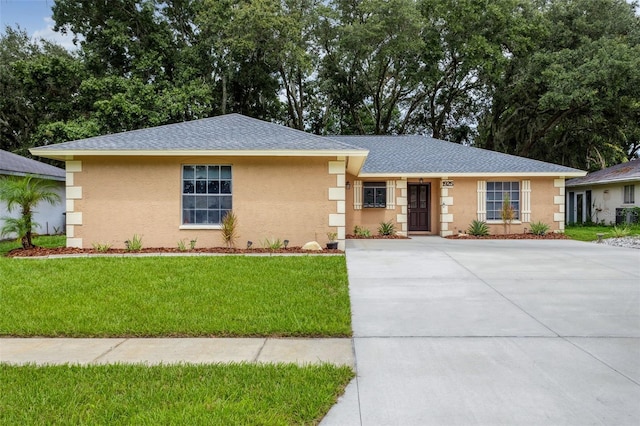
408;183;432;232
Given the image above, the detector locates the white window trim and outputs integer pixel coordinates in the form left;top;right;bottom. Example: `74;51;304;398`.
479;180;528;222
182;164;232;226
179;225;222;230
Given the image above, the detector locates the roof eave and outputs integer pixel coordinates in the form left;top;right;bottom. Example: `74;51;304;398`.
357;171;587;178
30;148;369;161
566;177;640;187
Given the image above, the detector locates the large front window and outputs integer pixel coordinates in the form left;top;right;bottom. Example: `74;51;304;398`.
182;165;232;225
486;181;520;221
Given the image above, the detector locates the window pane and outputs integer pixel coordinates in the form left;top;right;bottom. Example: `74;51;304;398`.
220;196;232;210
208;166;219;179
196;181;207;193
196;166;207;179
183;181;194;194
208;196;219;209
208;210;220;224
208;180;219;194
183;166;194;179
183;195;195;209
195;197;207;209
220;181;231;194
221;166;232;179
183;209;195;224
195;210;207;223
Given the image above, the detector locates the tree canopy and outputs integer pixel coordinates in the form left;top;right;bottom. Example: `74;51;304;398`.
1;0;638;170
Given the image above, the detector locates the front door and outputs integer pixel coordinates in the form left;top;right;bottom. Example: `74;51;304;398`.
408;184;431;231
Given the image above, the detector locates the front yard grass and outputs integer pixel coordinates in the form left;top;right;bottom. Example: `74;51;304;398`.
0;255;351;337
564;224;640;241
0;363;354;425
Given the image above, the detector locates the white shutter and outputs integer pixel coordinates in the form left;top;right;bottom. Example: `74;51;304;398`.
354;180;362;210
477;181;486;221
386;180;396;209
522;180;531;222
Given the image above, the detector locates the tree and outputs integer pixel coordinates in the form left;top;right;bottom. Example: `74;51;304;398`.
477;0;640;169
0;175;61;249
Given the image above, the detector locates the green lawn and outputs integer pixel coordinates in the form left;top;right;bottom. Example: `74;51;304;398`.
0;234;65;255
564;224;640;242
0;363;354;425
0;254;351;337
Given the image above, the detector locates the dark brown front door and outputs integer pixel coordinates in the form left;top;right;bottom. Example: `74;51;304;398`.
408;184;431;231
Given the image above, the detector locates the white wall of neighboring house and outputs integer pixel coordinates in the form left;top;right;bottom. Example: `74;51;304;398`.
0;181;66;239
567;182;639;225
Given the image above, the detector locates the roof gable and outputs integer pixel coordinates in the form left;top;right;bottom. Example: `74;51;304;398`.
0;150;65;180
331;135;584;176
566;160;640;187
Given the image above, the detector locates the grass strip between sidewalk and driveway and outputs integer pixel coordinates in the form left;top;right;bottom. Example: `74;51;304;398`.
0;363;354;425
0;254;351;337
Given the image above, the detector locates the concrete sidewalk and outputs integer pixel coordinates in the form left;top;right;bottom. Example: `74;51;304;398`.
0;337;354;366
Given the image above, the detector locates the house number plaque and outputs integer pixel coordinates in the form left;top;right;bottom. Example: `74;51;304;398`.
442;180;454;188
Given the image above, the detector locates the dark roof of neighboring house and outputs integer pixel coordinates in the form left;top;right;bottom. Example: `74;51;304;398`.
331;135;584;176
0;149;65;181
31;114;365;153
566;160;640;187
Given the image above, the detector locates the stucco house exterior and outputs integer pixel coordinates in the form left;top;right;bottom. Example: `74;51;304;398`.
565;160;639;225
0;149;66;238
30;114;584;250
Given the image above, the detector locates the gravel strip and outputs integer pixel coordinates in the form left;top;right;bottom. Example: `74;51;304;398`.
596;236;640;249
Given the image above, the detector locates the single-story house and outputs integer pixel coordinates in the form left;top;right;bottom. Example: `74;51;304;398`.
0;149;66;238
565;159;639;225
30;114;585;249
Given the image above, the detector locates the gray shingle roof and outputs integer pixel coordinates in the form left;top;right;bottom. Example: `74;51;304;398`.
33;114;364;152
566;160;640;187
0;150;65;180
330;135;584;175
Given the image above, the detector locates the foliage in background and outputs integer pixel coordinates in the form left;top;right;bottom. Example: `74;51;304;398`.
0;175;61;248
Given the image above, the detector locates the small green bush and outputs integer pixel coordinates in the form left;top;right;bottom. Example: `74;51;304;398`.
221;211;239;248
467;220;489;236
177;239;188;251
91;242;112;253
125;234;143;251
377;221;396;236
261;238;283;250
611;225;630;237
529;221;550;236
353;225;371;238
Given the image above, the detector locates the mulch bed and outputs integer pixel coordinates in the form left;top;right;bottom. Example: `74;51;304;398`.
345;234;410;239
445;233;569;240
6;246;343;258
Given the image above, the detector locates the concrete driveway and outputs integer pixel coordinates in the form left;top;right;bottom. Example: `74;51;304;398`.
322;237;640;425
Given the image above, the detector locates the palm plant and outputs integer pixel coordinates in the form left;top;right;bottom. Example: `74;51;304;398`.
0;175;61;249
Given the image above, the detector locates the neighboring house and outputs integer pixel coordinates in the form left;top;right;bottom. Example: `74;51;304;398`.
565;160;640;225
0;149;66;238
30;114;584;250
